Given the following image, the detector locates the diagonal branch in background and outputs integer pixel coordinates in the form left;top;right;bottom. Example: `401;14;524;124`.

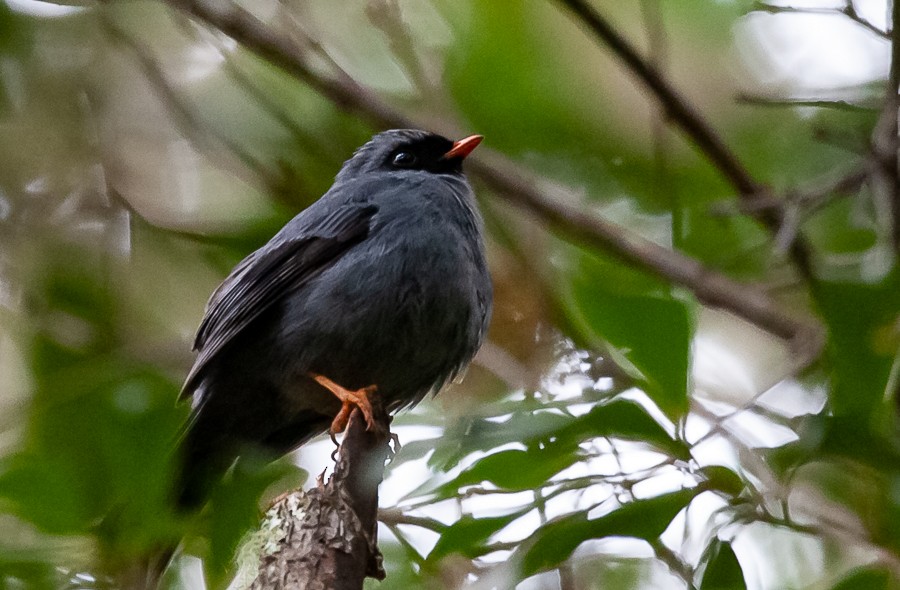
864;0;900;252
101;12;279;189
887;0;900;250
165;0;824;361
469;154;824;363
555;0;815;278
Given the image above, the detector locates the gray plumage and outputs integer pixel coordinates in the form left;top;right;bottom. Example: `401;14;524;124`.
179;129;492;504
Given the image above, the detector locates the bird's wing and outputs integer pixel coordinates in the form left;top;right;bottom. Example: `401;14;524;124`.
180;203;378;398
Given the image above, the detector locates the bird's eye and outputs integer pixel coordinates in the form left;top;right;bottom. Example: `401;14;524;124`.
392;152;418;167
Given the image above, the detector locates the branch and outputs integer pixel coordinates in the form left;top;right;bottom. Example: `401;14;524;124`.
556;0;760;197
470;153;824;362
554;0;815;279
166;0;412;130
752;2;890;40
736;94;879;113
100;12;277;188
165;0;825;362
249;406;391;589
889;0;900;250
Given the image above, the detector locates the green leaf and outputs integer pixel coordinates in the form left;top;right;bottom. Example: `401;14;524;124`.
522;487;700;576
426;410;575;472
813;269;900;419
699;540;746;590
203;455;300;589
561;248;693;418
0;349;187;555
0;556;57;590
829;566;892;590
819;416;900;471
554;398;689;460
428;511;526;562
365;539;427;590
451;444;580;492
0;454;92;535
701;465;746;497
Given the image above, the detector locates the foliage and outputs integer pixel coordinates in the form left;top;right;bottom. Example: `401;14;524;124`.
0;0;899;589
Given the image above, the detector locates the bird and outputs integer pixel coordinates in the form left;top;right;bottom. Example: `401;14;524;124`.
177;129;493;506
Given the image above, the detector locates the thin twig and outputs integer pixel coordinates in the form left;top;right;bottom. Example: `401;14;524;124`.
378;508;444;532
712;167;868;218
100;12;277;188
888;0;900;250
650;540;698;590
736;94;879;113
640;0;680;249
751;1;890;40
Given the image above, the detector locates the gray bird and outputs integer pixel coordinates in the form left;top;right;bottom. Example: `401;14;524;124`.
179;129;492;505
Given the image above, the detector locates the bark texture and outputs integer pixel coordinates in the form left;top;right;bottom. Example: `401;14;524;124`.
250;403;391;590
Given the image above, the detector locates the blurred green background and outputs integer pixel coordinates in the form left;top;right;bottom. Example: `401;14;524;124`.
1;0;898;588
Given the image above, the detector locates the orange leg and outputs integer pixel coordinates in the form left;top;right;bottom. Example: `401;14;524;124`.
311;373;378;434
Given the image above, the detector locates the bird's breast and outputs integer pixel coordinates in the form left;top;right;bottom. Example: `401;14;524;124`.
278;207;486;401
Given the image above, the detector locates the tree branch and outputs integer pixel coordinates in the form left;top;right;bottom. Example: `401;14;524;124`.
165;0;825;362
554;0;819;279
736;93;879;113
250;407;391;590
556;0;760;197
469;153;824;362
752;2;890;40
889;0;900;250
100;12;277;188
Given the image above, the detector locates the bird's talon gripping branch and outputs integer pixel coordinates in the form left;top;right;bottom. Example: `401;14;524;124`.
311;373;379;434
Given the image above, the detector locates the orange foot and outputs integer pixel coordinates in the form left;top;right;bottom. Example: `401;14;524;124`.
311;373;378;434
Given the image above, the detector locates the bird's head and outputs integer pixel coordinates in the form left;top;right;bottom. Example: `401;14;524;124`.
335;129;482;183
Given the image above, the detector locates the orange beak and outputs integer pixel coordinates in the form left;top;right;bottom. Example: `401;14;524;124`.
443;135;483;160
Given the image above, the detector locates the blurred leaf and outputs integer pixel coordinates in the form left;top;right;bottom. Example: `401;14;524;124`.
0;2;31;62
699;539;746;590
202;455;301;589
561;248;692;418
765;414;900;475
408;398;687;503
0;557;57;590
0;454;91;535
813;269;900;419
428;511;526;562
0;339;187;557
819;414;900;470
522;487;700;576
679;205;770;278
555;398;689;460
700;465;746;497
425;409;574;472
445;1;619;154
442;444;580;494
829;566;892;590
365;538;426;590
807;197;879;255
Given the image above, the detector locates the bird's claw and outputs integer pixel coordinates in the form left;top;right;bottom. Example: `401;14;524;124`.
311;374;380;434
